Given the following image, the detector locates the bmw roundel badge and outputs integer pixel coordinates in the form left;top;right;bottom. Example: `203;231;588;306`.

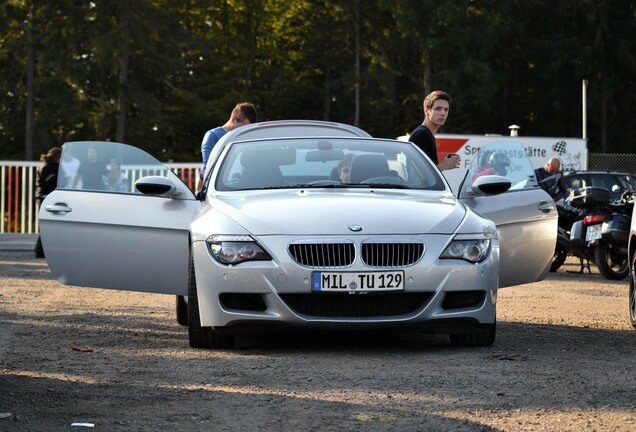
348;225;363;232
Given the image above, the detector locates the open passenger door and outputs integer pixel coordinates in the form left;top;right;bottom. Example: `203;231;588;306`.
458;142;557;287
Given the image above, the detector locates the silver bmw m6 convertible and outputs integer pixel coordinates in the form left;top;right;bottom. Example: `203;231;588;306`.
40;120;557;349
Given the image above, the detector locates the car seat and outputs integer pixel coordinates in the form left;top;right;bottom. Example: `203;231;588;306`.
329;166;340;181
349;154;390;183
240;149;285;189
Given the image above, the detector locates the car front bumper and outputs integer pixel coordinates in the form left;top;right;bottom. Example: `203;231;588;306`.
192;235;499;332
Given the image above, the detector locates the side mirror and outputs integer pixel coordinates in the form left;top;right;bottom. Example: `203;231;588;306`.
471;175;512;196
135;176;183;197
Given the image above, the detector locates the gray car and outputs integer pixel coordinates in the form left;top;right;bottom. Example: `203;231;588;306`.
39;121;557;349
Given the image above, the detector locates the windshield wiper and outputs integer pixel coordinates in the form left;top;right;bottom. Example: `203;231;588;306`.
289;183;350;189
242;183;411;190
360;183;411;189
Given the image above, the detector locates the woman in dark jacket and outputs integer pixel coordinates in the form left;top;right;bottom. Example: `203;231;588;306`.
35;147;61;258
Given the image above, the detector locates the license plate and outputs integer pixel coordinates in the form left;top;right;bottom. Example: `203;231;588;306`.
585;224;602;242
312;271;404;293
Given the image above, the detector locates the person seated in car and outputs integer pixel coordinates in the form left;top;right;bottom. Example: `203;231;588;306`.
105;159;129;192
337;154;355;183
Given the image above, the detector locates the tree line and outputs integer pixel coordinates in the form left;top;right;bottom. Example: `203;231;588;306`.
1;0;634;162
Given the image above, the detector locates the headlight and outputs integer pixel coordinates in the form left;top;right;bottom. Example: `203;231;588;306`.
208;235;271;265
440;237;491;263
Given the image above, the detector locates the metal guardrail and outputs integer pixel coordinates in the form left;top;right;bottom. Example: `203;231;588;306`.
1;161;200;234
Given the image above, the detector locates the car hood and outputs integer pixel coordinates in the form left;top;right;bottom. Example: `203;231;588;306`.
207;189;465;235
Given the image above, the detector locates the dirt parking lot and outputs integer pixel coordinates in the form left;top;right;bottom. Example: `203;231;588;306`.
1;250;635;431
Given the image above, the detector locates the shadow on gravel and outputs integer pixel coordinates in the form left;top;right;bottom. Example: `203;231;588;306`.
0;259;51;280
231;321;636;357
2;309;635;431
3;306;634;354
0;372;506;432
2;252;635;431
1;310;186;350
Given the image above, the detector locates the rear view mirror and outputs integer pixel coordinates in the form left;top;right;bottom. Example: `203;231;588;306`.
305;149;345;162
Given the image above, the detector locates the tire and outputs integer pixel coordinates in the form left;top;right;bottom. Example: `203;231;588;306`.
630;252;636;329
449;321;496;347
550;245;568;272
187;252;234;349
176;295;188;326
594;242;629;280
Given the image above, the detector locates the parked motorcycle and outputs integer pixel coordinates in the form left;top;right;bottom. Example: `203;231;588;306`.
567;187;633;280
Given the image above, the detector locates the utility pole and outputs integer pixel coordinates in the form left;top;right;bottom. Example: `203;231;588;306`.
582;80;588;140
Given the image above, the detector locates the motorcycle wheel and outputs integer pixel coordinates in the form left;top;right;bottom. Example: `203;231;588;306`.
550;245;568;272
594;242;629;280
630;252;636;329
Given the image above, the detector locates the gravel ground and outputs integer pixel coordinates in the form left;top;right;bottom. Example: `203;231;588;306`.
1;251;635;431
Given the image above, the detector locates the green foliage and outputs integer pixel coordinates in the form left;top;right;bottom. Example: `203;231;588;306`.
0;0;635;161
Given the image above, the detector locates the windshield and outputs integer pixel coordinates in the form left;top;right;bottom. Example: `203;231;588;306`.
213;137;446;192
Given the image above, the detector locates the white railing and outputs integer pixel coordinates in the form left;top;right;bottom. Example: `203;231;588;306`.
0;161;200;234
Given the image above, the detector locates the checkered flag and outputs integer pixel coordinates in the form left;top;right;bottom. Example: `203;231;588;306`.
552;141;567;156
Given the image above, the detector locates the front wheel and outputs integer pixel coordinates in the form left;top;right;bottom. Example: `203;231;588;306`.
594;242;629;280
449;322;496;347
629;252;636;329
187;252;234;349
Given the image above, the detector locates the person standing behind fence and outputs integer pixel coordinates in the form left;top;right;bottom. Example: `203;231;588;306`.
60;147;80;187
71;145;108;190
105;159;129;192
35;147;61;258
199;102;257;188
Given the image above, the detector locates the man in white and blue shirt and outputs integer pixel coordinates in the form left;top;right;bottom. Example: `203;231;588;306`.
199;102;257;185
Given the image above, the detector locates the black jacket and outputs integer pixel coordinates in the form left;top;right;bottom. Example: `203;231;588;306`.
534;167;565;200
36;161;59;201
